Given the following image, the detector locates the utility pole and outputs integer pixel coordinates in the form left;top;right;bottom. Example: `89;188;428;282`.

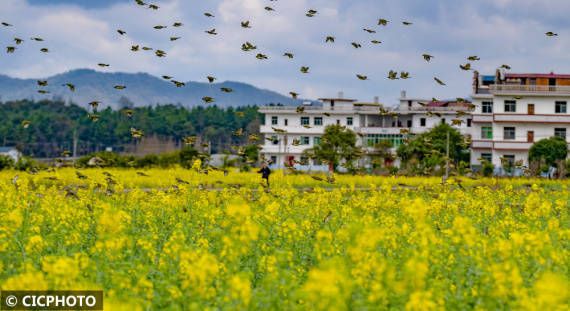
73;129;78;158
444;131;450;183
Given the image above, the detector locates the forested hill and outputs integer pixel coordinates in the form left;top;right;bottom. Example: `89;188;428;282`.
0;69;303;109
0;100;262;158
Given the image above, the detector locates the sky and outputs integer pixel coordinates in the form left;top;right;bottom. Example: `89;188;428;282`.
2;0;570;106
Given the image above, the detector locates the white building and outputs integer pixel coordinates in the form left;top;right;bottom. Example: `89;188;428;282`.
259;92;472;169
0;146;22;162
471;70;570;169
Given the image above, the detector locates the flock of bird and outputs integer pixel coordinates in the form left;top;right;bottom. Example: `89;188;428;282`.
1;1;562;181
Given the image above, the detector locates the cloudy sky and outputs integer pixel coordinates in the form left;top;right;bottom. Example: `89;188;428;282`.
1;0;570;105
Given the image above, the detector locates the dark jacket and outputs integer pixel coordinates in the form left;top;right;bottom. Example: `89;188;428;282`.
258;166;271;179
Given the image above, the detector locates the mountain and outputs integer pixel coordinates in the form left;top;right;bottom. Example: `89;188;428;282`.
0;69;304;109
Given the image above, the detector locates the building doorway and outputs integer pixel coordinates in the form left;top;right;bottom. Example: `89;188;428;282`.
528;104;535;115
527;131;534;143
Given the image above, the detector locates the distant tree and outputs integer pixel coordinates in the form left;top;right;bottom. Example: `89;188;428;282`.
369;140;394;168
307;125;360;171
397;124;469;174
529;137;568;168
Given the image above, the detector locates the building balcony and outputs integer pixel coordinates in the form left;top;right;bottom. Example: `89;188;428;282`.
260;125;329;134
493;113;570;124
489;84;570;96
472;114;493;123
260;144;312;154
472;140;493;149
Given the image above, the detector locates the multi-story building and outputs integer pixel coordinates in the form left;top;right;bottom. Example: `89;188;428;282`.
259;92;472;168
471;70;570;169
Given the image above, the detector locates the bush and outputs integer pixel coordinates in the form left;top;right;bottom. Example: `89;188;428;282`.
529;137;568;167
388;165;398;176
0;155;15;170
482;161;494;177
14;156;45;172
179;147;199;169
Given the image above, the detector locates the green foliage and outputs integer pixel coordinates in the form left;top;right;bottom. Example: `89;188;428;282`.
528;137;568;167
179;147;199;169
307;125;360;171
0;100;261;157
14;156;45;171
397;124;469;172
0;155;14;170
482;161;494;177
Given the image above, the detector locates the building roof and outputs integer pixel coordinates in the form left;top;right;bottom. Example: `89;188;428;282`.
0;147;17;153
318;98;357;102
505;73;570;79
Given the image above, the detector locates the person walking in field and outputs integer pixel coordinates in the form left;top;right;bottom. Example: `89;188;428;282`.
257;162;271;187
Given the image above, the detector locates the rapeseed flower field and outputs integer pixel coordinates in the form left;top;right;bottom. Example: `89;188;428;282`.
0;168;568;310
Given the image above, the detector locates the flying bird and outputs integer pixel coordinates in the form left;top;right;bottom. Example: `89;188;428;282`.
148;4;159;10
40;48;49;52
63;83;75;92
422;54;434;62
363;29;376;33
13;38;24;44
1;22;12;27
88;114;100;122
501;64;511;70
170;37;181;41
205;29;217;35
114;85;126;89
289;92;299;99
256;53;268;59
351;42;362;48
371;40;382;44
173;22;183;27
460;63;471;70
172;80;185;87
325;36;335;43
300;66;310;73
154;25;167;29
21;121;31;128
162;75;172;80
98;63;110;67
142;46;153;51
88;101;100;109
434;77;446;85
402;21;413;25
37;80;48;86
264;7;275;11
283;52;294;58
467;56;480;61
356;74;368;80
207;76;216;83
6;47;16;53
117;29;126;35
387;70;398;80
131;45;139;51
378;19;388;26
400;72;410;79
241;21;251;28
545;32;558;37
202;97;214;103
155;50;166;57
31;37;44;41
204;12;215;17
221;87;233;92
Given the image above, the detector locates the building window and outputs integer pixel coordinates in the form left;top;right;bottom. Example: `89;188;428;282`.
301;117;310;126
482;101;493;113
441;118;446;124
271;116;278;125
336;120;340;125
314;117;323;126
481;153;492;163
504;100;516;112
300;156;309;164
407;120;412;127
284;119;288;126
366;134;403;147
555;128;567;139
555;101;567;113
467;119;472;127
504;127;515;140
314;137;322;145
420;118;426;127
271;135;278;142
301;136;310;145
482;127;492;139
347;117;353;126
270;156;277;164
